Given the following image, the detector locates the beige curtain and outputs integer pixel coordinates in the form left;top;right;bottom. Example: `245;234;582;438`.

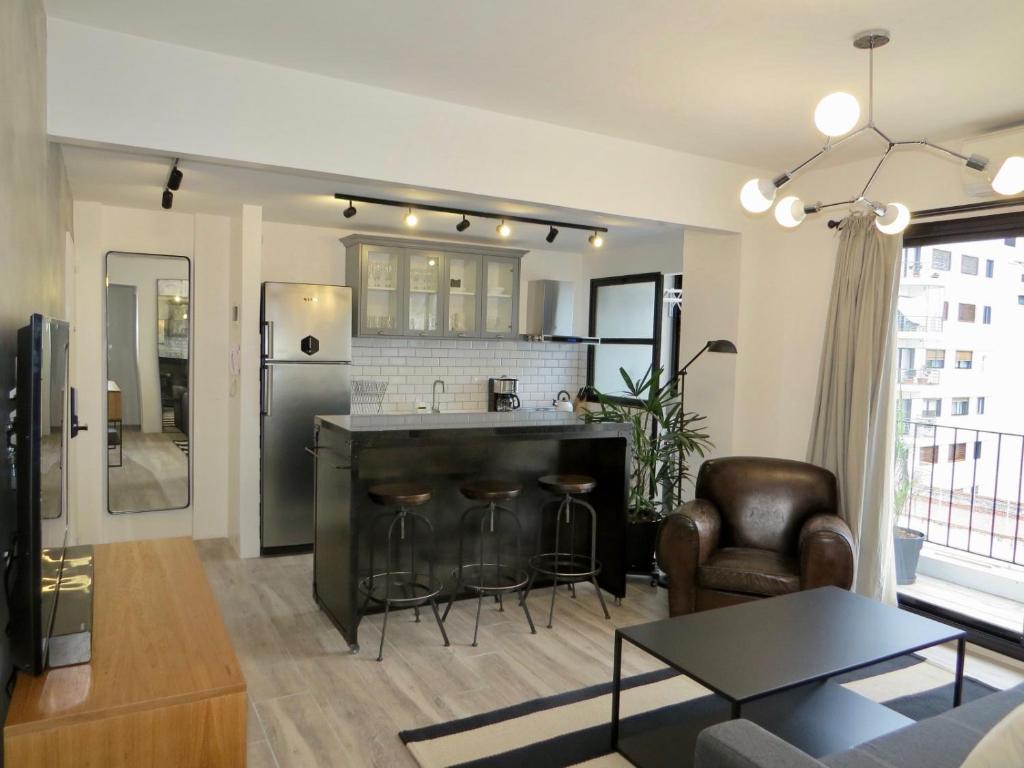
807;213;901;603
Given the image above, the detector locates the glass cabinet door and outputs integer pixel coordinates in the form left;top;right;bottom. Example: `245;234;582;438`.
484;257;518;337
362;246;403;335
405;251;443;336
445;254;480;337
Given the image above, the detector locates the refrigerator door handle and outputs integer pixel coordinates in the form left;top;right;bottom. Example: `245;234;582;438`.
262;321;275;359
262;366;273;416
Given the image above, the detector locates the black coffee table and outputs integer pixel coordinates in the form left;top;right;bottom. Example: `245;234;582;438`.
611;586;965;768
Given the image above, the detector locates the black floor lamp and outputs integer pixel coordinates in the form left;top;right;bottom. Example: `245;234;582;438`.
655;338;737;587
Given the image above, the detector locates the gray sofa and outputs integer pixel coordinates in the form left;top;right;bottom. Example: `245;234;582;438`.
695;682;1024;768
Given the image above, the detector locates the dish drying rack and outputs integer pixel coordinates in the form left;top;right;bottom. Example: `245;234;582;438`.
352;379;388;414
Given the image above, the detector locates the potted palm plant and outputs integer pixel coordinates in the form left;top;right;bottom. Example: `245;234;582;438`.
585;365;712;573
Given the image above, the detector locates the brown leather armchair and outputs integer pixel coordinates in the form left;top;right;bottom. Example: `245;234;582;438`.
656;457;855;616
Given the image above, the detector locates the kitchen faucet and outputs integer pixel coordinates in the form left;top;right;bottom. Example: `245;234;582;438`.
432;379;445;413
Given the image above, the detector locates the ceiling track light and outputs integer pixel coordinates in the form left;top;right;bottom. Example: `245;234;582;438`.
166;158;183;191
333;194;607;246
343;200;357;218
739;29;1015;235
161;188;173;210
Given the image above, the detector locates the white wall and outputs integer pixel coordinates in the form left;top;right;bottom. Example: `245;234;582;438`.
71;204;231;544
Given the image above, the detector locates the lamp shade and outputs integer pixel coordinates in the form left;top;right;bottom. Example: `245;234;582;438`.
707;339;737;353
774;196;806;228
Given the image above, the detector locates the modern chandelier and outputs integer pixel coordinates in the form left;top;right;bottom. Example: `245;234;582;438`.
740;30;1024;234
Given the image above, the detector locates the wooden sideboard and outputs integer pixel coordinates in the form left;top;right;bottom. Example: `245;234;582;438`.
5;538;247;767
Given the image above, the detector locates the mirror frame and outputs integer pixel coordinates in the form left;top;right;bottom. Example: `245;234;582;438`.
104;251;193;515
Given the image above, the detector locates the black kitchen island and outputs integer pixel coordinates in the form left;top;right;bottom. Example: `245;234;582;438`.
311;411;631;650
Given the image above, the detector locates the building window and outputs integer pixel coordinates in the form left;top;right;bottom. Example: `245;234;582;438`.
920;446;939;464
942;301;950;320
974;441;983;459
952;397;969;416
961;255;979;275
985;259;995;278
958;303;976;322
983;305;992;324
925;349;945;368
931;249;951;271
949;443;967;462
955;351;973;369
977;396;986;415
1006;237;1018;247
922;398;942;418
1018;295;1024;305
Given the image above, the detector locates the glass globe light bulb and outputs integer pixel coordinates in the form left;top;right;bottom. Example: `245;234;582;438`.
740;178;776;213
875;202;910;235
774;196;806;228
814;92;861;137
992;156;1024;196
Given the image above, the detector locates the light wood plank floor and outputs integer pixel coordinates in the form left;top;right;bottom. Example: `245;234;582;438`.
196;541;1024;768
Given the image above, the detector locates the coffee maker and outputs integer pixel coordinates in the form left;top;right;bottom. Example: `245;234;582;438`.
488;377;521;412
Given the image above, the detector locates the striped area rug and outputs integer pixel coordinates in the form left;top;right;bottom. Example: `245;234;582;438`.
400;654;998;768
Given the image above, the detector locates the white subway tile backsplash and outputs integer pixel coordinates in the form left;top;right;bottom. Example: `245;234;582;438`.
350;338;586;413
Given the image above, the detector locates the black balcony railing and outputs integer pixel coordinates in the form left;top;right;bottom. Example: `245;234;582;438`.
897;421;1024;566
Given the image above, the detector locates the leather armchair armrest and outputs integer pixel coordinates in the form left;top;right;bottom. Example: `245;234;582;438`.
798;513;855;591
657;500;721;616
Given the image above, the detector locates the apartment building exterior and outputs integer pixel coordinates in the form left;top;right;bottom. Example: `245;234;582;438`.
895;237;1024;562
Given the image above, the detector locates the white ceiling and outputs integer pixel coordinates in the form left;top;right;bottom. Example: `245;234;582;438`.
45;0;1024;168
62;145;677;250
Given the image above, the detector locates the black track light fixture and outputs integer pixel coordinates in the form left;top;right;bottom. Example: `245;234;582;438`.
456;215;471;232
343;200;357;218
546;226;559;243
167;164;183;191
161;189;174;210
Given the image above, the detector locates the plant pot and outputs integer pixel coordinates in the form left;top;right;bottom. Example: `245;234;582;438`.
894;527;925;585
625;519;661;575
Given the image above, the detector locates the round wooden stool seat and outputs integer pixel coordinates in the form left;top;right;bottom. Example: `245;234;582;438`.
460;479;523;502
538;474;596;495
368;482;433;507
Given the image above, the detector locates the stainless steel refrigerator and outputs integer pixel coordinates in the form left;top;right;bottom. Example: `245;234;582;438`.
260;282;352;552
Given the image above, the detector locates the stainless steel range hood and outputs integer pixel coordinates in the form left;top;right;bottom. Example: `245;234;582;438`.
523;280;599;344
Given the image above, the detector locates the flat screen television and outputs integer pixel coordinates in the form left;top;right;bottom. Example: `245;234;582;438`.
10;314;75;675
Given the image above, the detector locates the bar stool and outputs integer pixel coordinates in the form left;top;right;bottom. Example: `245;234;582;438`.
523;474;611;628
443;480;536;646
359;482;450;661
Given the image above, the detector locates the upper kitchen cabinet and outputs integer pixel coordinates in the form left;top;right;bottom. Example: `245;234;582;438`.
483;256;520;339
356;242;404;336
343;236;525;340
405;250;445;337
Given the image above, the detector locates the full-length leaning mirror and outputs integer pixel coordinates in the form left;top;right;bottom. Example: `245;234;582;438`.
106;252;191;513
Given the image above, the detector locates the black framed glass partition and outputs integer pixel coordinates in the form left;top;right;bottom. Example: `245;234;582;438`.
587;272;665;402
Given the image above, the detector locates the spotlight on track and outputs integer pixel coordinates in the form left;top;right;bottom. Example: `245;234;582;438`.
167;160;183;191
404;208;418;227
343;200;357;218
546;226;559;243
496;220;511;238
589;231;604;248
161;189;173;210
456;215;470;232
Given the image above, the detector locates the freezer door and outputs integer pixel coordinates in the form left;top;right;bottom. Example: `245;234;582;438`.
261;362;351;549
262;283;352;362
